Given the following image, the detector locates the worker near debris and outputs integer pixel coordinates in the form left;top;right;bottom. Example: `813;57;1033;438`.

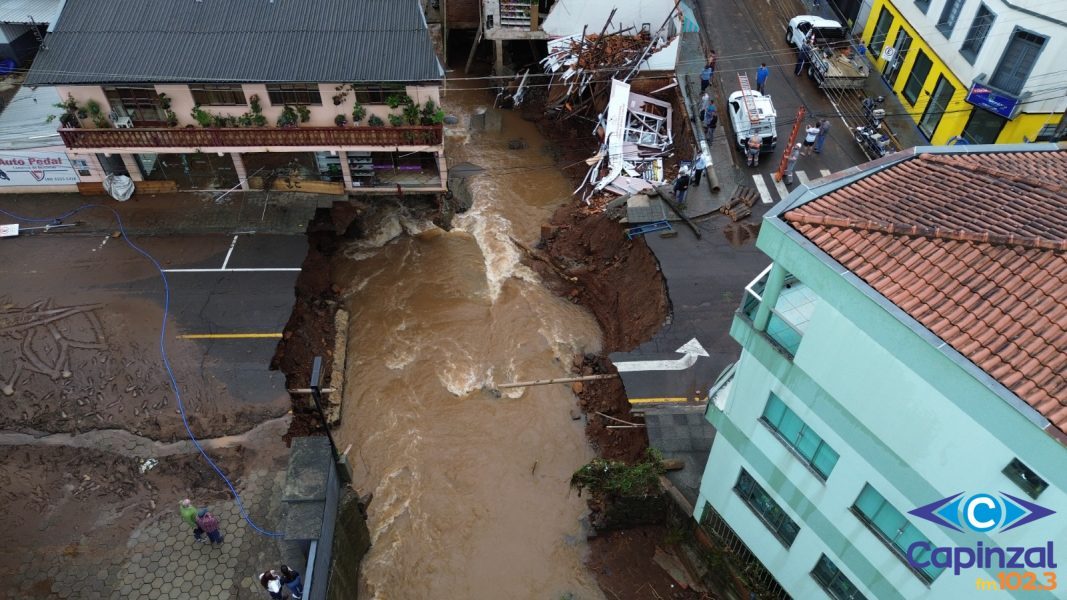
179;499;204;543
698;91;711;121
703;100;718;143
700;61;714;92
673;166;691;208
756;63;770;95
691;153;707;188
746;135;762;167
784;143;802;184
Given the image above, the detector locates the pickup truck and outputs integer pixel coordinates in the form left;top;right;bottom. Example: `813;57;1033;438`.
785;15;869;90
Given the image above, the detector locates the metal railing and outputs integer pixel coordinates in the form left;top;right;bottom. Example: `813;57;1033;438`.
58;125;444;149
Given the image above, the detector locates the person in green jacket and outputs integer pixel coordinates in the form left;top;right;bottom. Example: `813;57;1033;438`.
180;499;204;542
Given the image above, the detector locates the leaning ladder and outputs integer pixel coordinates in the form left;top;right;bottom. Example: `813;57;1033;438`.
737;74;761;125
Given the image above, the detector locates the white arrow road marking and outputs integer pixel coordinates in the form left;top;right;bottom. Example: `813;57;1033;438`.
614;338;709;372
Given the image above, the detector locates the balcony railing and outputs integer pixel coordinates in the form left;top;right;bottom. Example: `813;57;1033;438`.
58;125;444;150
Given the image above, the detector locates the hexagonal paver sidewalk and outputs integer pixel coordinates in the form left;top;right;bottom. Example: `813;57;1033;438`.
15;469;292;599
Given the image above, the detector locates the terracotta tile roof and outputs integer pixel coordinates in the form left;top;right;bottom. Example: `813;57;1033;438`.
783;150;1067;435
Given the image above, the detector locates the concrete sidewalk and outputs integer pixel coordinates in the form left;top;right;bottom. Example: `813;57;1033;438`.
0;190;330;236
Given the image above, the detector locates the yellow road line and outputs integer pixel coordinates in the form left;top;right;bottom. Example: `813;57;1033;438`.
177;333;283;340
628;397;692;404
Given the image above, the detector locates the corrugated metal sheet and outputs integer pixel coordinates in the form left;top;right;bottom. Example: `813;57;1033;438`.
0;85;62;149
0;0;61;25
26;0;443;85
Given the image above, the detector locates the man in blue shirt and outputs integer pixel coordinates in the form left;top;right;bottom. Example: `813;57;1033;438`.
756;63;769;94
700;61;714;92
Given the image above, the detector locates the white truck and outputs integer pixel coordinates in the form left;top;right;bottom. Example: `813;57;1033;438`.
786;15;869;90
727;89;777;153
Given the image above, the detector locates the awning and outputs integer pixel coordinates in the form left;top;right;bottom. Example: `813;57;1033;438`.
679;1;701;32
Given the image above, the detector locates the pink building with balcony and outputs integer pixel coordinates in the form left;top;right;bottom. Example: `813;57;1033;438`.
24;0;446;195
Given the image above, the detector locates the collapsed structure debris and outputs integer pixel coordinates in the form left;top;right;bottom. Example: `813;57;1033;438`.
574;79;675;202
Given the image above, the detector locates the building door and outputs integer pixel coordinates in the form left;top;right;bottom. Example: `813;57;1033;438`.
960;109;1007;144
883;28;912;87
919;75;956;139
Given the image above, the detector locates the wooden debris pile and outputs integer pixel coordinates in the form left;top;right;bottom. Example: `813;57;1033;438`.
541;8;673;121
721;186;759;221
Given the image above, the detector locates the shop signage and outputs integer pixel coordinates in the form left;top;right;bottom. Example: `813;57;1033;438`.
0;151;80;186
965;83;1020;120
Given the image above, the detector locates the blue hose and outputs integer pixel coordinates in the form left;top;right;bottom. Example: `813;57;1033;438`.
0;204;283;538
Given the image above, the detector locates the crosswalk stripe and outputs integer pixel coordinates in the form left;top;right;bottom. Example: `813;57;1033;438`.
796;171;811;186
752;174;773;204
819;169;831;177
773;174;789;199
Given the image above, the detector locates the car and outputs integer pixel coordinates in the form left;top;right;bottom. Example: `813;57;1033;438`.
727;89;777;154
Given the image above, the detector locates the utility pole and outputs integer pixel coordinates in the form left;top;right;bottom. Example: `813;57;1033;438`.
309;356;351;484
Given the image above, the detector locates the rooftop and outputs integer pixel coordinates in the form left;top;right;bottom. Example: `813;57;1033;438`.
781;149;1067;435
0;85;62;150
25;0;443;86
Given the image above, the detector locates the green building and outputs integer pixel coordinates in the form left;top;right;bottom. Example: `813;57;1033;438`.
696;145;1067;598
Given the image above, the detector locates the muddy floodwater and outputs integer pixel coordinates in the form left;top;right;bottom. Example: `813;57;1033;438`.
334;87;607;599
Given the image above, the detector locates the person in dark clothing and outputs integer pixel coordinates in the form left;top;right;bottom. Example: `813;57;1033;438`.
673;167;691;207
280;565;304;600
700;62;714;92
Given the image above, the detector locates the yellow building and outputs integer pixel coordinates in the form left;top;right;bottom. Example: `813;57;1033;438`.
860;0;1066;144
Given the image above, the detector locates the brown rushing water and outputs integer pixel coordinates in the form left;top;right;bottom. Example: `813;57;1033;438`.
334;86;607;599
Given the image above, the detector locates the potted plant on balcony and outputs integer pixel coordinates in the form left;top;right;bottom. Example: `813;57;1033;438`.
420;100;446;125
385;92;414;109
334;114;348;127
276;105;299;128
165;110;179;127
352;101;366;124
192;105;214;127
388;114;405;127
402;102;420;125
86;100;109;128
367;115;385;127
296;105;311;123
157;93;172;110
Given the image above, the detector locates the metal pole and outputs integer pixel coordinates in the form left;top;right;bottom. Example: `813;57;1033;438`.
310;356;341;464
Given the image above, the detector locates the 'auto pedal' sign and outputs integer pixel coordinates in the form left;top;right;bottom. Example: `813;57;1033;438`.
0;152;80;186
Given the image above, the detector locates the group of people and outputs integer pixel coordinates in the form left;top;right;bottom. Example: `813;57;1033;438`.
179;499;304;599
260;565;304;599
179;498;224;544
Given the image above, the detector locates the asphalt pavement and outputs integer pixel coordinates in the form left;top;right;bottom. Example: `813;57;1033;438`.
612;0;928;405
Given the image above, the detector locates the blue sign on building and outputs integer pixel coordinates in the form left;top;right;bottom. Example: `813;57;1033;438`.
965;83;1020;119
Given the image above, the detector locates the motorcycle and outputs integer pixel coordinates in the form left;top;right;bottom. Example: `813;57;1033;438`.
854;125;894;158
862;96;886;129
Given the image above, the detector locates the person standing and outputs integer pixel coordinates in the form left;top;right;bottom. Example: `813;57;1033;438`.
756;63;770;94
802;121;820;156
703;100;718;143
784;143;803;184
691;153;707;188
795;51;808;77
815;119;831;154
196;508;223;545
280;565;304;600
700;61;714;93
259;571;285;600
746;135;763;167
698;91;711;121
180;499;204;543
673;167;691;208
